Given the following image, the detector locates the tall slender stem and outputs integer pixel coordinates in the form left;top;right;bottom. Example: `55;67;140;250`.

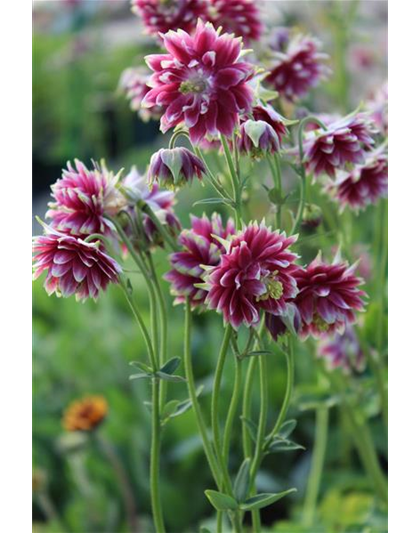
183;299;223;489
211;326;234;493
221;135;242;226
222;353;243;465
242;356;258;460
302;407;329;527
150;377;166;533
265;339;295;446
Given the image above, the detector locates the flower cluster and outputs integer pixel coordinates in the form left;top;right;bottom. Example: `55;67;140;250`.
165;213;235;308
131;0;262;44
302;113;376;180
266;33;330;102
143;20;255;144
119;67;162;122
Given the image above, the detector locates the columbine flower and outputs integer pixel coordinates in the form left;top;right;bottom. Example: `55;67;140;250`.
265;302;301;340
143;20;255;144
148;147;206;188
122;166;181;245
237;104;287;159
33;225;122;302
293;256;366;340
164;213;235;308
317;326;365;373
46;159;126;236
266;34;330;102
302;114;376;179
366;82;388;136
208;0;263;44
62;396;108;432
238;119;280;159
119;67;162;121
203;222;298;329
330;146;388;212
131;0;209;36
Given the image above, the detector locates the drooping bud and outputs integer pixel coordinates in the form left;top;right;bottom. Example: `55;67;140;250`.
148;147;206;189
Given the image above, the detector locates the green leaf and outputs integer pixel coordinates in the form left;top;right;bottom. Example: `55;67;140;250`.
159;357;181;375
243;350;272;358
200;528;212;533
129;372;152;381
233;458;251;503
279;419;297;439
240;489;297;511
162;400;180;419
155;371;186;383
193;198;233;207
268;439;305;453
241;416;258;442
129;360;153;374
268;188;283;205
204;490;238;511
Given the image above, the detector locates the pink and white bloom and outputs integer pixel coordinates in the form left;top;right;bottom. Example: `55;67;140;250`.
293;256;366;340
131;0;209;37
203;222;299;329
143;20;255;144
122;166;181;246
33;225;122;302
148;147;206;188
208;0;263;44
266;34;330;102
317;326;365;373
119;67;162;121
302;114;376;179
330;146;388;212
165;213;235;308
46;159;126;236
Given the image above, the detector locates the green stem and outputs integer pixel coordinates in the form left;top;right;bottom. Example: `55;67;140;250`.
95;433;138;533
222;353;243;465
302;407;329;527
242;357;258;460
147;253;169;409
150;378;166;533
221;135;242;226
211;326;234;493
119;278;157;370
194;145;235;201
249;354;269;532
183;299;223;489
265;340;295;447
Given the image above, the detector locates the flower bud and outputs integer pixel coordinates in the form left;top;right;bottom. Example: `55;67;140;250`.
238;120;280;160
301;203;323;230
148;147;206;189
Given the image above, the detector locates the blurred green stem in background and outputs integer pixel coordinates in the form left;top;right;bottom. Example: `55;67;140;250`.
95;432;139;533
302;407;330;527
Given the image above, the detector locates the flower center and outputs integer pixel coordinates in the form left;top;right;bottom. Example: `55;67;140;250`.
313;313;330;332
180;77;207;95
257;272;284;301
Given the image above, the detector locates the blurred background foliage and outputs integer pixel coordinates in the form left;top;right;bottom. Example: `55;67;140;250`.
33;1;387;532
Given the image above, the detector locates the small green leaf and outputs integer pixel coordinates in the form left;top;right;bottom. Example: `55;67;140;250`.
241;416;258;442
268;188;283;205
129;372;152;380
159;357;181;375
129;360;153;374
279;420;297;439
204;490;238;511
162;400;180;419
155;371;186;383
268;440;305;453
234;458;251;503
240;489;297;511
193;198;233;207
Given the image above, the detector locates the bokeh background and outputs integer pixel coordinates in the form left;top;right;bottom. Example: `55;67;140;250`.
33;1;387;532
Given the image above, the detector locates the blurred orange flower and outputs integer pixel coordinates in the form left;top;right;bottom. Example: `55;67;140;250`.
62;396;108;432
